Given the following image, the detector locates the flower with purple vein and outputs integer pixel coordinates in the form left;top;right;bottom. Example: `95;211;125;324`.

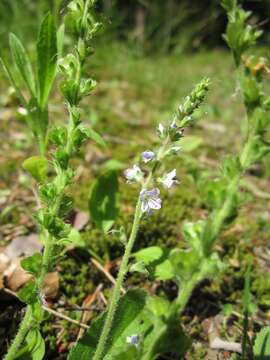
140;188;162;215
141;150;155;163
124;165;143;183
159;169;179;189
126;334;140;348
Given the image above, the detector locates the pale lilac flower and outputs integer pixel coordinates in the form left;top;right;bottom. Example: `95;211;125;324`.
126;334;140;348
124;165;143;183
18;107;28;116
167;145;181;155
141;150;155;163
170;120;177;129
140;188;162;215
157;123;165;138
159;169;179;189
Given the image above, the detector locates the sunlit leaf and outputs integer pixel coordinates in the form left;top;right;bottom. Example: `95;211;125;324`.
37;13;57;109
253;326;270;360
89;170;119;233
68;290;149;359
22;156;49;183
21;253;42;277
9;33;36;97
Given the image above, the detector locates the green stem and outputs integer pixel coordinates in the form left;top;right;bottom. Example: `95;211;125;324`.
143;278;198;360
93;197;142;360
173;278;198;315
4;307;32;360
37;232;54;292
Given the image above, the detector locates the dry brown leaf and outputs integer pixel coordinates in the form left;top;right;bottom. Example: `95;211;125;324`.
5;233;42;259
73;211;89;231
6;262;32;291
43;272;59;299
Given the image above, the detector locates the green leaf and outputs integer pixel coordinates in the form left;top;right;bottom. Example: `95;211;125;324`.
9;33;36;97
240;136;270;169
31;302;44;323
37;13;57;109
147;320;191;358
169;248;200;283
253;326;270;360
102;160;125;172
129;261;149;275
180;135;203;152
68;290;149;360
133;247;163;265
146;296;170;319
133;247;174;281
0;57;26;105
17;281;37;305
57;24;65;59
15;328;45;360
143;296;191;359
22;156;49;183
21;253;42;277
89;170;119;233
83;127;107;148
182;221;205;254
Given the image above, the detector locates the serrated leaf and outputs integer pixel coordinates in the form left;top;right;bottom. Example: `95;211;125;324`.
129;261;149;275
14;328;45;360
133;247;163;265
83;127;107;148
180;135;202;152
17;281;37;305
182;221;205;253
253;326;270;360
68;290;149;360
37;13;57;109
169;248;200;283
89;170;119;233
133;247;174;280
21;253;42;277
143;296;191;359
9;33;36;97
22;156;48;183
26;329;45;360
0;57;26;105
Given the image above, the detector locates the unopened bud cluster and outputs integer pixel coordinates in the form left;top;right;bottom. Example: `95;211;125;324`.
124;78;210;216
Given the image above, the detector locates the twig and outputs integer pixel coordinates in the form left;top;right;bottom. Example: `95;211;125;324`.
2;287;89;330
77;284;103;340
242;178;270;200
210;338;242;354
99;291;107;305
43;305;89;330
90;258;126;294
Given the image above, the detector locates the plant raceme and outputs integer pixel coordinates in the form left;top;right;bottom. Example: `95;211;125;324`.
3;1;105;359
69;1;270;359
69;79;210;360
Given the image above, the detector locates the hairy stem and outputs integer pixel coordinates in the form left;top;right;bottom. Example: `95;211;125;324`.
93;197;142;360
4;307;33;360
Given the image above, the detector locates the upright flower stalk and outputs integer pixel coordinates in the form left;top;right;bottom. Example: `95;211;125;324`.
124;3;270;356
169;0;270;331
4;1;103;358
93;78;210;360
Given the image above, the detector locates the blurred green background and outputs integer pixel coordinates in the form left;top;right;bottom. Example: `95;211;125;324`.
1;0;270;53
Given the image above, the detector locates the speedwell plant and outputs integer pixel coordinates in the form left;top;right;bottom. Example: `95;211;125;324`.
69;1;270;359
3;0;105;359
